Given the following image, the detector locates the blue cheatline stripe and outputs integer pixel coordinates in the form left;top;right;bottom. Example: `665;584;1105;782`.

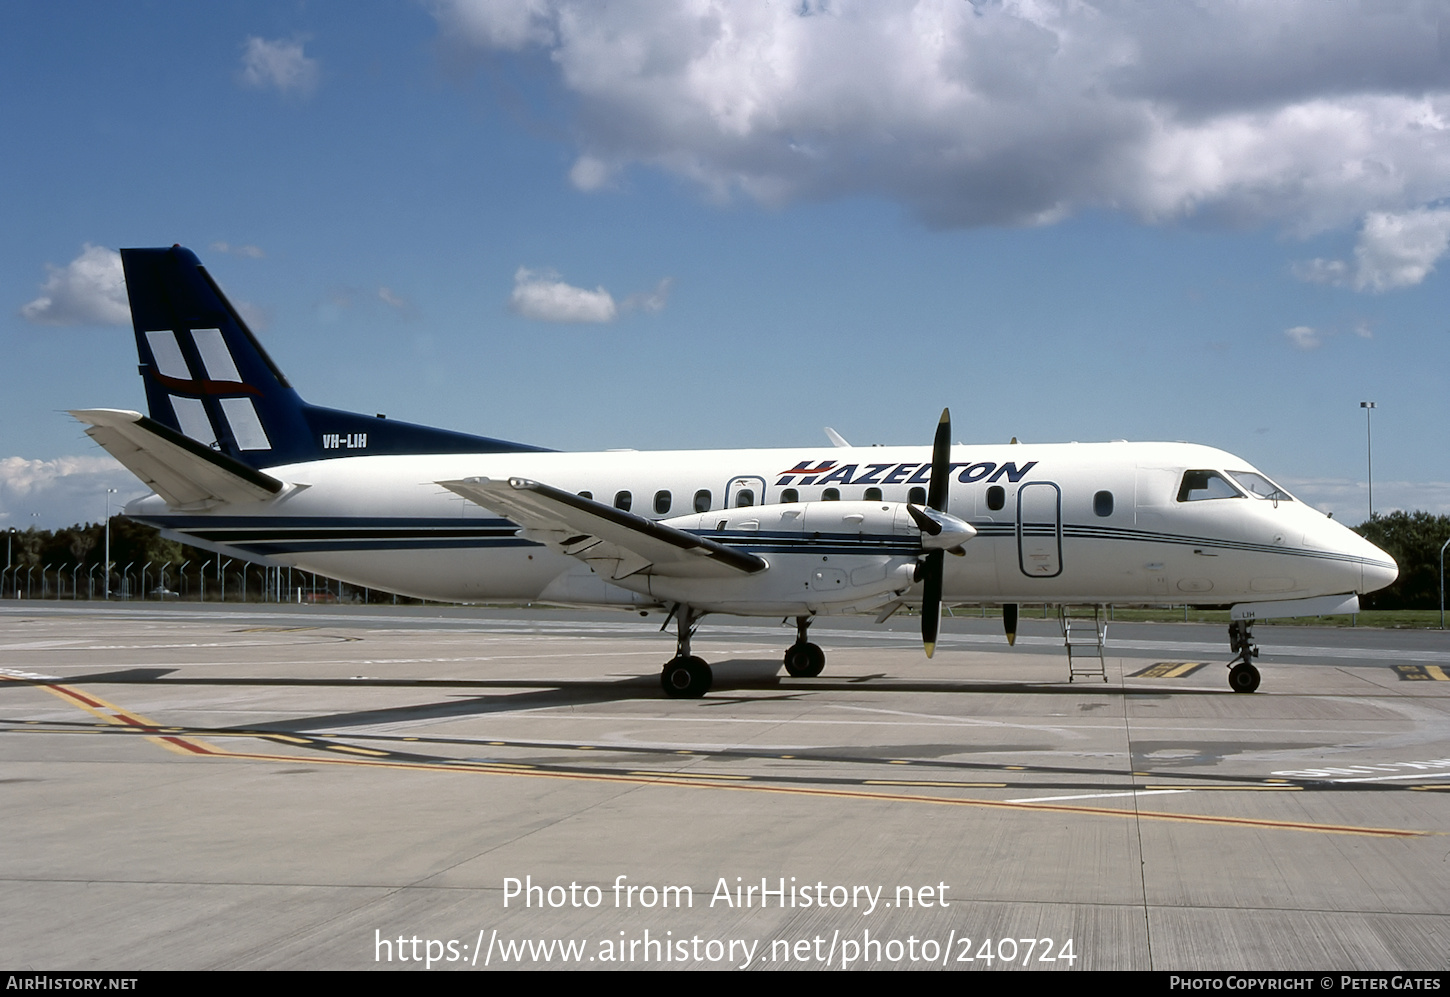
137;515;517;529
137;514;1393;570
231;538;538;556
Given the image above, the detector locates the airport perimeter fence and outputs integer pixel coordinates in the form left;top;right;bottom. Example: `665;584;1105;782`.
0;561;408;606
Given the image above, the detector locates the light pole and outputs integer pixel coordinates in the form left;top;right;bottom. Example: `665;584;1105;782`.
1360;401;1376;519
1441;536;1449;630
104;488;118;598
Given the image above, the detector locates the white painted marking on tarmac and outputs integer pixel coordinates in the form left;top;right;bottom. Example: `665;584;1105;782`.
1271;757;1450;781
0;668;60;680
1006;789;1193;803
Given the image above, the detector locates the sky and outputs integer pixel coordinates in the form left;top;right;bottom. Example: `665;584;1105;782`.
2;0;1448;531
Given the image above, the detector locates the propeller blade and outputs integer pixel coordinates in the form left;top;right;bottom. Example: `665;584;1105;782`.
906;503;943;536
928;408;951;512
921;550;943;657
1003;602;1018;646
920;408;952;658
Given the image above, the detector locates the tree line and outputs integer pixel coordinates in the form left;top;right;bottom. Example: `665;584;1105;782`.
1353;511;1450;611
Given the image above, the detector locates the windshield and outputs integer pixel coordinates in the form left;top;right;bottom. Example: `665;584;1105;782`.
1227;470;1295;502
1177;470;1243;502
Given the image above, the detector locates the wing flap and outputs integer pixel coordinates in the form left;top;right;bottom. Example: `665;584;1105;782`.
70;408;284;508
438;477;767;579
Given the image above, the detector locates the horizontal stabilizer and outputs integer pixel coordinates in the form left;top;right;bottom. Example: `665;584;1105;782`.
439;476;767;580
71;408;284;509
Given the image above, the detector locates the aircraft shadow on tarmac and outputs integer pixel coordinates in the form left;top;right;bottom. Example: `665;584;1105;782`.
8;657;1252;739
3;663;1432;797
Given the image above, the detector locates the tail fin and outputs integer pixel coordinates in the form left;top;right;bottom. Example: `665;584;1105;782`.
120;246;547;470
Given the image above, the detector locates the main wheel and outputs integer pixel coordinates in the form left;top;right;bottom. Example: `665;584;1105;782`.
661;655;712;698
783;641;826;678
1228;662;1260;694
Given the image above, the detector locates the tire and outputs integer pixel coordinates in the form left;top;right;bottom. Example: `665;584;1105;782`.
783;641;826;678
1228;663;1260;694
662;655;712;698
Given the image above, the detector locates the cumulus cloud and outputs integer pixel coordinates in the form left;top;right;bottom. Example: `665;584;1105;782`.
210;241;266;259
621;277;674;314
20;244;128;326
1284;325;1322;351
0;456;143;530
239;37;319;96
1350;208;1450;291
1295;207;1450;291
509;267;617;323
1280;477;1450;520
430;2;1450;234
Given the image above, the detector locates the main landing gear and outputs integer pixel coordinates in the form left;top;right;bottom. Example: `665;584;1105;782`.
660;608;831;698
1226;620;1261;693
660;604;712;698
783;615;826;678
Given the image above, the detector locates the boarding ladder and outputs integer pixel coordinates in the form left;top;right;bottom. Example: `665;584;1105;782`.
1058;605;1108;682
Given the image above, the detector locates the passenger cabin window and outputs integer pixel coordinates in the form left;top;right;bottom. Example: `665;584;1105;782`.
907;486;926;505
863;487;882;502
654;490;672;515
781;488;799;504
1177;470;1241;502
822;488;840;501
578;491;592;501
693;489;712;513
614;490;632;511
1093;490;1114;517
735;489;755;508
986;485;1005;511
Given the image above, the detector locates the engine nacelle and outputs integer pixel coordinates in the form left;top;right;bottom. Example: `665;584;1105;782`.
605;500;969;615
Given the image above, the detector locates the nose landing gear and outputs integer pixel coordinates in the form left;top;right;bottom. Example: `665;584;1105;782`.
1227;620;1261;693
783;615;826;677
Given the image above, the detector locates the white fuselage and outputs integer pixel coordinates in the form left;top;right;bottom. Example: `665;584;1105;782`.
126;440;1396;614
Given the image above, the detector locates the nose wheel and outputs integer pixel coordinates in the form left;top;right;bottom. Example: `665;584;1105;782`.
1228;662;1260;693
1226;620;1261;693
783;616;826;677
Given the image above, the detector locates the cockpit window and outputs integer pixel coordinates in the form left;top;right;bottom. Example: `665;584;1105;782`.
1177;470;1242;502
1227;470;1295;502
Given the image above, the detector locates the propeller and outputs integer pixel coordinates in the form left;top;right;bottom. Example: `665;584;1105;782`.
1003;602;1018;646
918;408;952;658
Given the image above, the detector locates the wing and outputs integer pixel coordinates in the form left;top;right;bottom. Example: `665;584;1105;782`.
438;476;767;581
71;408;284;508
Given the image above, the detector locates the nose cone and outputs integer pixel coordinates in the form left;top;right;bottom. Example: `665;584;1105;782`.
1331;521;1398;595
1303;515;1397;596
1358;538;1399;595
